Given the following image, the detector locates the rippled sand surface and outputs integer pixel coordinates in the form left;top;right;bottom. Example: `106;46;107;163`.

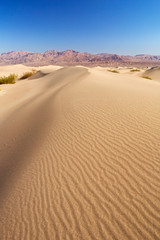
0;66;160;240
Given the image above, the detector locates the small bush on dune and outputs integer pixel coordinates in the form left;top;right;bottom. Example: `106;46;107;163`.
130;69;140;72
0;74;17;84
107;70;119;73
20;70;36;80
142;76;152;80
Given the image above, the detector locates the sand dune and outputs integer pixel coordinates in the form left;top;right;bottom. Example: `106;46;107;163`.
143;66;160;81
0;64;34;76
0;66;160;240
0;64;62;78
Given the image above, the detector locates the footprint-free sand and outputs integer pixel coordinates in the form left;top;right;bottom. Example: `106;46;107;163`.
0;65;160;239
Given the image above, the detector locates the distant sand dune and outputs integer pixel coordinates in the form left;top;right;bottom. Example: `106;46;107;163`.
143;66;160;81
0;66;160;240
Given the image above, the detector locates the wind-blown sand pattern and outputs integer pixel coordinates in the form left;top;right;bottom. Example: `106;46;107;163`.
0;66;160;240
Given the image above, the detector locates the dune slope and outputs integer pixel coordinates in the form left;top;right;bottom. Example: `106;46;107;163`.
143;66;160;81
0;67;160;240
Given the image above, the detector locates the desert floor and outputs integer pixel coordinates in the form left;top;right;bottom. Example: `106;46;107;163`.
0;65;160;240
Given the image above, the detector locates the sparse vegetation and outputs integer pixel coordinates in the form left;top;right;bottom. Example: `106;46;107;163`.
107;70;119;73
142;76;152;80
130;69;140;72
0;74;17;84
20;70;36;80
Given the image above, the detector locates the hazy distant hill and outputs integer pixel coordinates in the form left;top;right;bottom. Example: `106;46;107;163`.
0;49;160;67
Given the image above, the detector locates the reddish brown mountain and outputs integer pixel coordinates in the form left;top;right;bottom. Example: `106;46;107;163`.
0;50;160;67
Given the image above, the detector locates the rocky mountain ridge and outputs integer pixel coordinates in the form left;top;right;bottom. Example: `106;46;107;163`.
0;49;160;67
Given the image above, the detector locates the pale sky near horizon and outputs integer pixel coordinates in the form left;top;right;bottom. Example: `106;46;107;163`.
0;0;160;55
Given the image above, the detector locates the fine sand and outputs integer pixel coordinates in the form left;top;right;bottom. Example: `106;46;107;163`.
0;65;160;240
142;66;160;81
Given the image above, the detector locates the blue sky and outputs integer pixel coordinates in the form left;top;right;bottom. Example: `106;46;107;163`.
0;0;160;55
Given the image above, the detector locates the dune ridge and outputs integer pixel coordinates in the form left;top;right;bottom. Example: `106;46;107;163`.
0;66;160;240
143;66;160;81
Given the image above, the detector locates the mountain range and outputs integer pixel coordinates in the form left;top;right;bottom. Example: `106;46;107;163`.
0;49;160;67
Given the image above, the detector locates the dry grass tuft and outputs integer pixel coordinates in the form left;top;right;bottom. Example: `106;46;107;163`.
0;74;17;84
107;70;119;73
130;69;140;72
20;70;36;80
142;76;152;80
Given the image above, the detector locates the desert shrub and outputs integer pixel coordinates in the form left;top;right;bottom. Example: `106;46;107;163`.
142;76;152;80
130;69;140;72
20;71;35;80
0;74;17;84
107;70;119;73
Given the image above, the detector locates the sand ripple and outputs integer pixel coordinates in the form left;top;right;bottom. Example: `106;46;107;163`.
0;67;160;239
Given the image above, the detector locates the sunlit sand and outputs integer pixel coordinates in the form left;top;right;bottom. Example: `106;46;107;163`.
0;65;160;239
